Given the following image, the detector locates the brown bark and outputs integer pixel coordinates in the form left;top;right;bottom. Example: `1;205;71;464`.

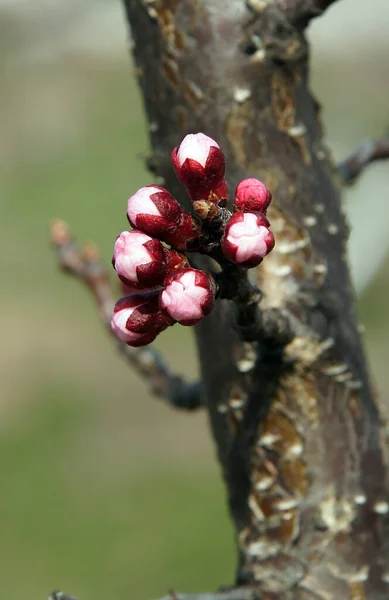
122;1;389;598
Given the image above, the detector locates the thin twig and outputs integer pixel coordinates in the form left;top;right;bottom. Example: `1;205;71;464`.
159;589;260;600
337;134;389;184
50;219;203;410
48;588;260;600
215;261;295;347
49;593;78;600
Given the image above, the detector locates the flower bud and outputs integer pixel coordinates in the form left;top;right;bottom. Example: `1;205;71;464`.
221;212;275;268
161;268;216;326
113;230;166;288
119;281;139;296
233;178;272;214
165;248;190;272
127;185;200;251
171;133;228;204
111;292;173;347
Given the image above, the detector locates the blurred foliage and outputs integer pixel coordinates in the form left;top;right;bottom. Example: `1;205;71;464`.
1;8;389;597
1;61;235;599
1;380;234;600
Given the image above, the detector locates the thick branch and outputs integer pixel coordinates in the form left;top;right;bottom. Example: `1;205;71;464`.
50;220;202;410
281;0;340;27
123;1;389;597
337;134;389;184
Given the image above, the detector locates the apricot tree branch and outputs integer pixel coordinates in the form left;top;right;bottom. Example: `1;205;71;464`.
50;219;202;410
215;264;295;346
281;0;340;27
122;0;389;597
338;134;389;184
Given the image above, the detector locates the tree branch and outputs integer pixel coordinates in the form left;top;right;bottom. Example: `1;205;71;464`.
337;133;389;184
49;589;260;600
50;219;202;410
122;0;389;597
281;0;340;27
49;593;78;600
49;1;389;598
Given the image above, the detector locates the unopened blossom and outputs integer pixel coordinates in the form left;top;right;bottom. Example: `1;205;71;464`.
113;230;166;288
233;178;272;214
171;132;228;204
127;185;200;251
221;212;275;268
111;292;173;347
165;248;191;272
161;268;216;326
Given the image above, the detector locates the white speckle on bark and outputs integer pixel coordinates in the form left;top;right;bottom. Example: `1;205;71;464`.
354;494;367;505
233;87;251;103
246;0;271;11
230;397;245;410
335;371;353;383
318;337;335;353
255;475;274;491
317;495;355;533
275;497;299;511
373;501;389;514
281;511;294;521
313;263;327;274
327;223;339;235
251;48;267;63
286;443;304;457
288;122;307;137
271;264;292;277
258;432;281;448
328;563;369;583
186;81;204;101
248;494;265;522
322;363;349;376
247;539;281;559
277;238;309;254
303;216;318;227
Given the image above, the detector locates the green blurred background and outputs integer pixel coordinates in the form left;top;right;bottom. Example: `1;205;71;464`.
1;1;389;599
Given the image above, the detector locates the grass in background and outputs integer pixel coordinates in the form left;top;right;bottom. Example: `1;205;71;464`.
2;48;389;600
1;58;234;599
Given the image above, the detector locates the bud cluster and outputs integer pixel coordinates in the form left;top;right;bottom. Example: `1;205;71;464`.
111;133;275;346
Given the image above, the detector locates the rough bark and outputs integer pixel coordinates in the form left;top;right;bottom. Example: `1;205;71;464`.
122;1;389;598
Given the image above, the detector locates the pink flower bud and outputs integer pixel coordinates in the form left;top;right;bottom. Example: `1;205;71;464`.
111;292;173;347
165;248;190;272
221;212;275;268
171;133;228;204
233;178;272;214
113;230;166;288
127;185;200;251
160;268;216;326
119;281;139;296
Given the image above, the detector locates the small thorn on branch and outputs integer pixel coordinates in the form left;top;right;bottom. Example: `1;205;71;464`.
337;133;389;185
50;220;203;411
